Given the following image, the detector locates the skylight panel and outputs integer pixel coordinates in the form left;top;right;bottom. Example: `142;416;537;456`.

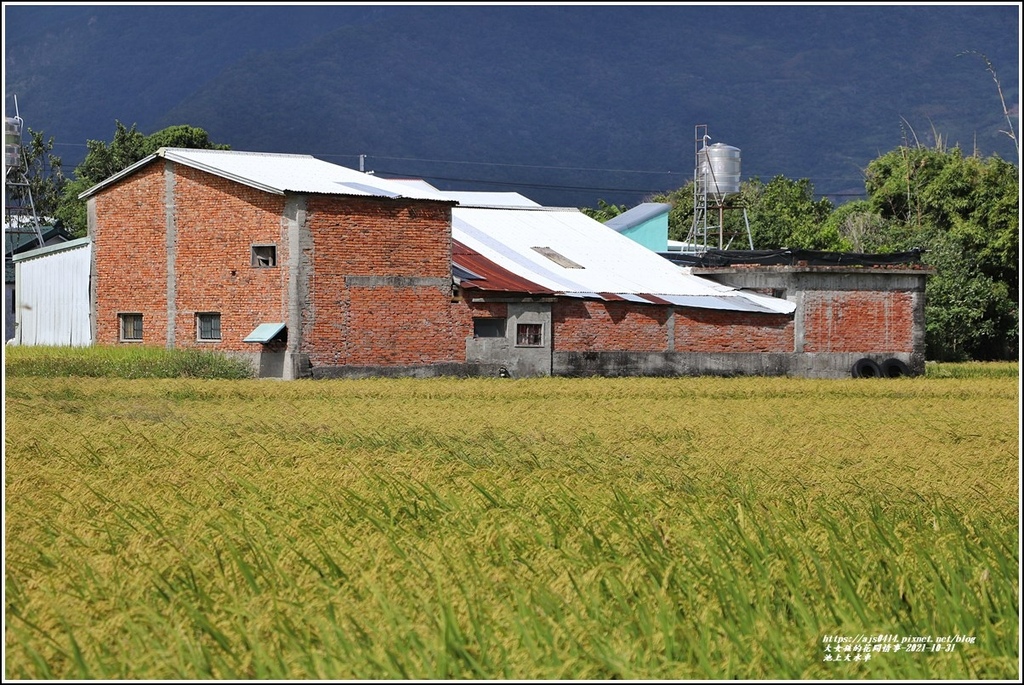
531;246;584;269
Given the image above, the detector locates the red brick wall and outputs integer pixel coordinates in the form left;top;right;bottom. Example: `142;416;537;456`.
93;162;289;350
339;287;465;365
450;300;507;341
302;196;464;366
802;291;915;352
464;302;508;319
172;166;287;351
553;300;669;351
306;197;451;277
673;308;794;353
92;164;168;345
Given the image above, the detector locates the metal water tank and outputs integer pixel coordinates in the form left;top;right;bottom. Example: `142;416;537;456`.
698;142;741;201
5;117;23;169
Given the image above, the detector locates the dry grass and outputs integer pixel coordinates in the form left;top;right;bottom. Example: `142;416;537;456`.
4;369;1019;679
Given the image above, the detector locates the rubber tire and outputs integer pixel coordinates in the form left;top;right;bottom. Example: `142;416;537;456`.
851;358;882;378
881;358;911;378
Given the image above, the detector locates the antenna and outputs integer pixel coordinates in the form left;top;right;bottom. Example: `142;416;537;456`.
5;95;46;258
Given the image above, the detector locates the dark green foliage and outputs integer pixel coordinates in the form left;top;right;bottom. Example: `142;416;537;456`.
643;176;842;250
143;125;230;155
580;199;627;223
821;200;906;253
20;129;66;220
864;145;1018;360
741;176;841;250
53;178;91;236
71;121;148;190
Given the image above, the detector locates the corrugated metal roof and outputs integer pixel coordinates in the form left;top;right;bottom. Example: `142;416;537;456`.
604;202;672;232
11;236;91;262
441;191;541;208
453;241;555;296
80;148;455;202
4;225;70;256
389;179;542;208
452;205;795;314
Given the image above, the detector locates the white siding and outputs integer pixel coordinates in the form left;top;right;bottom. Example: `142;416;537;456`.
14;241;92;346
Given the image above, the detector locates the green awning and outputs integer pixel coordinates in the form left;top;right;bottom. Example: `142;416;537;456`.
243;322;286;343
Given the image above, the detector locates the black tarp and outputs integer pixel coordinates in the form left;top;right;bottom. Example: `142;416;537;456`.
660;248;925;268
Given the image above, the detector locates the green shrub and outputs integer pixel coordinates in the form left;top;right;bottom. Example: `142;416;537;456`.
3;345;253;379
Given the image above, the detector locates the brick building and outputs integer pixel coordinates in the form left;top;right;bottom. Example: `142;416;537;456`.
76;148;929;379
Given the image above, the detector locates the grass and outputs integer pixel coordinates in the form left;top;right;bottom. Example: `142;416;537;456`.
2;344;253;379
3;354;1020;679
923;360;1019;379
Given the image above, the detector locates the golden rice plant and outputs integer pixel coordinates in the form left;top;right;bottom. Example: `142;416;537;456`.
4;366;1019;679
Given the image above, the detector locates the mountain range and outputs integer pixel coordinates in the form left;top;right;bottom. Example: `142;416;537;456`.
3;3;1020;209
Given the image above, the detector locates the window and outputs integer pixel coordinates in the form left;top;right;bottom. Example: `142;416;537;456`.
251;244;277;268
119;313;143;341
197;312;222;341
516;323;543;347
473;317;506;338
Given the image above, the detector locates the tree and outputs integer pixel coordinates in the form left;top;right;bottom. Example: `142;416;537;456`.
863;144;1018;360
822;200;884;253
55;122;229;237
741;176;841;250
143;124;226;154
16;128;66;222
580;199;627;222
648;176;841;250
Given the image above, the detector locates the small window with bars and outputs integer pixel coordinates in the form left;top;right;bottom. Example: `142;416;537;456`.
119;313;143;342
196;312;221;341
516;323;543;347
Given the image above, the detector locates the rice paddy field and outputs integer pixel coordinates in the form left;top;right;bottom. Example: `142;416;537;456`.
3;349;1020;680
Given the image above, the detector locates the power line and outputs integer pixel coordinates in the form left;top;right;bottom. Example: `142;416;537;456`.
373;169;867;200
354;154;687;177
371;170;678;196
49;142;866;199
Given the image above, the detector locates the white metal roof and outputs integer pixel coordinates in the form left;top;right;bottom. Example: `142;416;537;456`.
80;148;454;201
11;236;91;262
388;179;541;208
439;190;541;208
452;206;795;314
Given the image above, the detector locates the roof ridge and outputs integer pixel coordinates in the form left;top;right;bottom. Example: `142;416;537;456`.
159;147;315;159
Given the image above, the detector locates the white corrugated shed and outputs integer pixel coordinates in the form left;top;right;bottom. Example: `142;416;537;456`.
80;149;453;202
452;206;796;314
12;238;92;346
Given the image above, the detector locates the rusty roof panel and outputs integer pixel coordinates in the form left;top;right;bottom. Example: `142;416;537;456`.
453;241;556;296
